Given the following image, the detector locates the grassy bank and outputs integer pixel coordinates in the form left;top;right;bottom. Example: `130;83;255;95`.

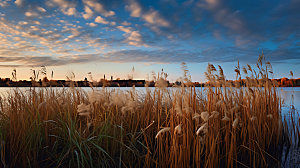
0;56;299;167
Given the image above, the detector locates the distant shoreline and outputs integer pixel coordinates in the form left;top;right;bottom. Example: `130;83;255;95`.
0;86;299;88
1;77;299;87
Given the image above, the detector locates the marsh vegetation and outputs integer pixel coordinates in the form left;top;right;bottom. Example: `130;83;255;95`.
0;55;299;167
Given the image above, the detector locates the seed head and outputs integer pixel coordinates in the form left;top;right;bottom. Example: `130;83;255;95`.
193;113;201;119
232;118;239;129
174;124;182;135
209;111;219;119
201;111;209;122
196;123;208;135
222;113;230;121
155;127;171;139
77;103;92;116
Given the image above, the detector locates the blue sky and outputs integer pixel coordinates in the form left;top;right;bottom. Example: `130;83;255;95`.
0;0;299;82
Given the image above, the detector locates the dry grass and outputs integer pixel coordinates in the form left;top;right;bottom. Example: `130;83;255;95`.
0;54;299;167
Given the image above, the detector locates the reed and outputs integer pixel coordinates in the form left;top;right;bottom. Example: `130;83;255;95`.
0;54;299;167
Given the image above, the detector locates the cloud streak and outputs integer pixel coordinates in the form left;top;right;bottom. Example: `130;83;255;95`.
1;46;299;68
0;0;298;70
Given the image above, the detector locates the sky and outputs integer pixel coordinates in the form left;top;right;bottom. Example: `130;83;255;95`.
0;0;299;82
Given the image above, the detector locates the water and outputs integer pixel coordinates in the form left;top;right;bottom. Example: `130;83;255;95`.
280;87;300;115
278;87;300;167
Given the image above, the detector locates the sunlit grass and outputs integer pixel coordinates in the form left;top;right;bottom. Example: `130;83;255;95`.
0;54;299;167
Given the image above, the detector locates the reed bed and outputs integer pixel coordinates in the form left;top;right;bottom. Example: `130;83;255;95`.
0;55;299;167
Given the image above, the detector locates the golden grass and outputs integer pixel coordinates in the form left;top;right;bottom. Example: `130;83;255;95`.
0;54;299;167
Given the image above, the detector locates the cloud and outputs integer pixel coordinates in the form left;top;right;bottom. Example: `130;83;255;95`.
83;0;115;17
88;22;97;27
116;25;146;46
0;56;63;66
0;0;10;7
0;0;299;69
117;26;132;33
14;0;23;7
126;0;170;27
82;6;93;19
0;17;95;62
0;45;299;68
126;0;142;17
37;6;46;13
126;31;145;47
104;47;300;64
18;21;28;25
47;0;77;16
0;52;103;67
102;49;202;63
23;5;48;18
64;7;76;16
197;0;246;34
95;16;109;24
144;11;169;27
33;20;40;25
25;11;39;17
13;36;22;41
0;17;24;35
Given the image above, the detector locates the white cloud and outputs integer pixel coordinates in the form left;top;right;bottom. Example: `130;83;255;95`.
95;16;109;24
126;0;142;17
0;0;10;7
127;31;144;46
116;25;147;47
18;21;28;25
30;25;40;31
23;6;46;19
47;0;77;16
37;7;46;13
82;6;93;19
33;21;40;25
13;36;22;41
25;11;39;17
64;7;76;16
126;0;170;27
50;0;74;8
83;0;115;17
0;18;23;35
117;26;132;33
143;10;170;27
88;22;97;27
0;17;99;65
14;0;23;7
